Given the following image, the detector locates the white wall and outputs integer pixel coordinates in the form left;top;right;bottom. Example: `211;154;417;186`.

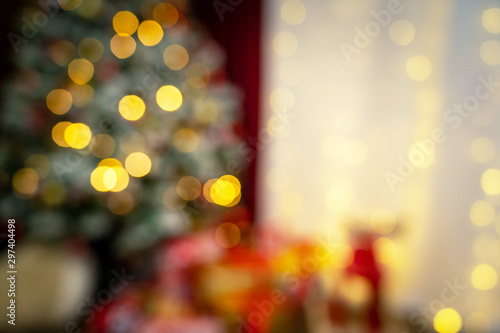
259;0;500;329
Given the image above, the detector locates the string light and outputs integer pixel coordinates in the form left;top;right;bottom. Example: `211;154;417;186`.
119;95;146;121
138;20;164;46
156;85;182;111
110;34;137;59
153;2;179;27
163;44;189;70
113;11;139;36
406;56;432;81
482;8;500;34
57;0;82;11
90;134;115;158
67;83;94;107
176;176;202;201
471;264;498;290
13;168;39;196
125;152;152;177
215;223;241;248
46;89;73;115
434;308;462;333
273;31;298;57
389;20;415;46
280;0;306;26
64;123;91;149
480;40;500;66
68;58;94;84
78;37;104;63
50;40;75;66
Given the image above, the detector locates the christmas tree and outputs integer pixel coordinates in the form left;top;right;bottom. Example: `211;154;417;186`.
1;0;247;255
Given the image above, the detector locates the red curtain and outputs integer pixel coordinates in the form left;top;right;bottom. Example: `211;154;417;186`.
191;0;262;220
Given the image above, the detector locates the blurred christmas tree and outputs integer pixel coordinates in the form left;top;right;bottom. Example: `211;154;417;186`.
0;0;247;255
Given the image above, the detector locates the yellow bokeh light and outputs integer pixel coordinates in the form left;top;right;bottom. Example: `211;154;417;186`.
269;87;294;111
78;37;104;63
342;140;368;165
156;85;183;111
46;89;72;115
64;123;91;149
389;20;415;46
482;8;500;34
481;168;500;195
203;179;218;203
91;166;115;192
119;95;146;121
125;152;152;177
109;166;129;192
52;121;72;147
215;223;241;248
13;168;39;196
408;142;434;168
480;40;500;66
67;83;94;107
465;311;491;332
225;192;241;207
370;209;397;234
68;58;94;84
470;138;496;163
137;20;164;46
163;44;189;70
470;200;495;226
108;191;134;215
220;175;241;196
57;0;82;11
90;134;115;158
434;308;462;333
113;11;139;36
471;264;498;290
153;2;179;28
98;158;122;168
77;0;103;19
176;176;202;201
280;0;306;26
210;176;241;206
273;31;298;57
110;34;137;59
173;128;199;153
406;56;432;81
50;40;75;66
374;237;398;265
